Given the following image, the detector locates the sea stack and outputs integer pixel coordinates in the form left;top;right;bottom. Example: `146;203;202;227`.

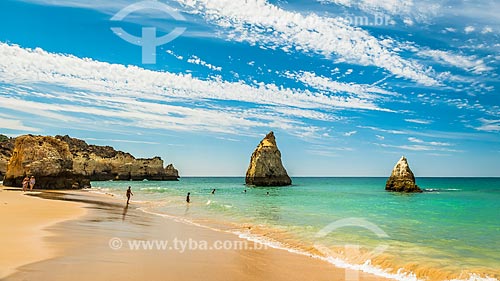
3;135;90;189
385;156;422;193
245;131;291;186
164;164;180;181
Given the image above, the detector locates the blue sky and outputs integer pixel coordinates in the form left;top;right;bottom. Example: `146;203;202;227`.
0;0;499;176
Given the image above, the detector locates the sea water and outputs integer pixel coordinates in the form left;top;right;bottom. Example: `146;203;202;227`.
91;177;500;281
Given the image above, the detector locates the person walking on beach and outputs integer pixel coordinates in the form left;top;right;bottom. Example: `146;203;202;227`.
22;176;29;192
126;186;133;205
186;192;191;203
29;176;36;191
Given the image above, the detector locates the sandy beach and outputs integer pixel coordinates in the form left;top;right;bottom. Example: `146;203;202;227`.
0;186;388;281
0;186;86;279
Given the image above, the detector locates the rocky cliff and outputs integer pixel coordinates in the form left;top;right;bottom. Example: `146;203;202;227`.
385;156;422;193
1;134;180;189
0;135;15;180
55;135;179;181
246;131;291;186
3;135;90;189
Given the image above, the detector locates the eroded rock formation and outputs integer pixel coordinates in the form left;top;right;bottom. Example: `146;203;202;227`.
3;135;89;189
0;135;15;179
164;164;180;181
385;156;422;193
55;135;179;181
2;135;180;189
246;131;291;186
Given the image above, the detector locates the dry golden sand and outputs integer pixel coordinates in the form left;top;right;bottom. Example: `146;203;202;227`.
1;188;389;281
0;186;86;278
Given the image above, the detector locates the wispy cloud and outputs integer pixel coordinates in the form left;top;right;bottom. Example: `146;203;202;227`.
284;71;395;104
175;0;439;86
343;131;357;137
377;143;460;152
405;118;432;125
84;138;161;145
187;55;222;71
476;118;500;132
408;137;451;146
0;43;383;112
0;117;41;132
419;49;493;74
358;125;405;135
0;43;388;138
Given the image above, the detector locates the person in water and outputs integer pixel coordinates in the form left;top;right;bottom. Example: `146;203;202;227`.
211;189;216;195
244;189;247;193
126;186;133;204
186;192;191;203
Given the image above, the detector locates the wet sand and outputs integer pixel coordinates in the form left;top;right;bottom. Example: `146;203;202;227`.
1;187;389;281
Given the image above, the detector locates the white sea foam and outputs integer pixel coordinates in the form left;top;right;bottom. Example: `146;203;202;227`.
448;274;499;281
138;206;422;281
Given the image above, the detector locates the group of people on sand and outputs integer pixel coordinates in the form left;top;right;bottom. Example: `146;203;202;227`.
22;176;36;192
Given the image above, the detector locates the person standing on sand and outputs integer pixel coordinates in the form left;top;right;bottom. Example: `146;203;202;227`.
29;176;36;191
186;192;191;203
126;186;133;205
22;176;29;192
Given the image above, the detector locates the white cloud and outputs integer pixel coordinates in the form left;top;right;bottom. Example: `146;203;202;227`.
419;49;493;74
187;55;222;71
378;143;459;152
0;43;383;113
319;0;441;22
405;118;432;124
84;138;161;145
344;131;357;136
476;118;500;132
283;71;395;104
482;27;493;34
464;26;475;34
358;126;406;135
408;137;451;146
0;43;389;138
175;0;438;86
166;50;184;60
0;117;41;132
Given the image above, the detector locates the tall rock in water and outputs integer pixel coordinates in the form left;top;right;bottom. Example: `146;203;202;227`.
246;131;291;186
3;135;90;189
385;156;422;193
164;164;180;181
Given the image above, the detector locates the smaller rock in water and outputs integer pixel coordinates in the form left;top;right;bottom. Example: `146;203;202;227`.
385;156;422;193
164;164;180;181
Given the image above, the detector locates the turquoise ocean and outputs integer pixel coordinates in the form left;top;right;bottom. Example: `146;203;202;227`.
91;178;500;281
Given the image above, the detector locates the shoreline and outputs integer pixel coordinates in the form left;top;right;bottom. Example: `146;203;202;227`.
0;185;87;279
1;187;389;281
2;185;498;281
